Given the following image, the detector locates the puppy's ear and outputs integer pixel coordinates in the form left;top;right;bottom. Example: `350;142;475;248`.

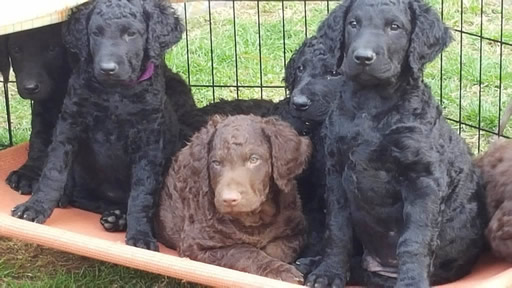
142;0;184;63
0;35;10;82
407;0;453;76
62;1;94;61
262;117;312;193
284;44;300;93
171;114;225;200
315;0;354;67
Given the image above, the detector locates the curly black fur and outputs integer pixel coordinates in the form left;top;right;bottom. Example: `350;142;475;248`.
11;0;184;251
302;0;488;287
3;23;71;195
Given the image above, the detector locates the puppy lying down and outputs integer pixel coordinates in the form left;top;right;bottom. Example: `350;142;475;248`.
156;114;311;284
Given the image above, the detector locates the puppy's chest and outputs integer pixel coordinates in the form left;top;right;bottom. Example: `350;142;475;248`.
333;111;402;205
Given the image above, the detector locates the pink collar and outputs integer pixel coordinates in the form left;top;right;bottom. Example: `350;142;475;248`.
137;62;155;82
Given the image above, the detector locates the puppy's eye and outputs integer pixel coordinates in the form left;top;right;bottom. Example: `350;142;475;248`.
126;31;137;38
297;65;305;74
349;20;358;29
248;155;260;165
329;69;341;77
211;160;221;167
91;31;101;37
390;23;401;31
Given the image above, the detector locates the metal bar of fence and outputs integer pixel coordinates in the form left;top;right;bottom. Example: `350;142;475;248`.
477;0;484;152
257;1;263;99
207;0;215;102
232;1;240;99
458;0;463;135
497;0;505;137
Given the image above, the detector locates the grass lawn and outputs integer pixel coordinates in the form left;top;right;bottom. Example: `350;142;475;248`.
0;0;511;286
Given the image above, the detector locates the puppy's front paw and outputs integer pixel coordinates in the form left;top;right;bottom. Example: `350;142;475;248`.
268;263;304;285
11;200;52;223
6;170;37;195
126;232;159;251
305;262;346;288
100;210;127;232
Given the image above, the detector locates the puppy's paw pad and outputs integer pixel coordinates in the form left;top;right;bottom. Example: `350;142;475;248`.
100;210;126;232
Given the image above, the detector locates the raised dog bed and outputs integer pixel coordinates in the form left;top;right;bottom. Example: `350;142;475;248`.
1;143;512;287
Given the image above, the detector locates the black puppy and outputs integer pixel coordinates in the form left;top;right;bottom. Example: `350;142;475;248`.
283;36;342;260
11;0;183;251
302;0;487;287
3;23;71;195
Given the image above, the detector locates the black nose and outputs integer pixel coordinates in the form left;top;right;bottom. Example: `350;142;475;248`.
292;95;311;111
23;82;40;94
353;48;376;65
99;62;118;75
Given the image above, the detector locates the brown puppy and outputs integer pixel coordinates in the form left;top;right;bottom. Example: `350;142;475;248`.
156;114;311;284
475;100;512;262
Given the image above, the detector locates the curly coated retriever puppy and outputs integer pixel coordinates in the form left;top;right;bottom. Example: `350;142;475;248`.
300;0;488;287
156;115;311;284
3;23;71;195
474;102;512;263
284;35;343;259
11;0;183;251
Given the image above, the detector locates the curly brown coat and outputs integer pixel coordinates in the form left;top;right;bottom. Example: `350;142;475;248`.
156;114;311;284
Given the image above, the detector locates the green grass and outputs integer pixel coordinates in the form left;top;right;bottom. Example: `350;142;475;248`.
0;237;201;288
0;0;511;286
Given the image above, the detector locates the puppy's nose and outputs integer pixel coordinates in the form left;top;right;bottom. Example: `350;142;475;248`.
23;82;40;94
353;48;376;65
99;62;118;75
292;95;311;111
222;190;242;207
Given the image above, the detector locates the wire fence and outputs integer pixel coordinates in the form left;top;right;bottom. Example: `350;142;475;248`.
1;0;511;153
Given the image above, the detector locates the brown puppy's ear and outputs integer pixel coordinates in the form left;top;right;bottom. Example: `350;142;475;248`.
62;1;94;62
407;0;452;77
171;114;226;200
262;117;312;193
142;0;184;63
0;35;10;82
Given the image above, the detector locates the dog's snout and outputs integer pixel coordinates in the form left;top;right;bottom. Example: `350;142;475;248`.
292;95;311;111
222;190;242;207
99;62;119;75
23;82;40;94
353;48;376;65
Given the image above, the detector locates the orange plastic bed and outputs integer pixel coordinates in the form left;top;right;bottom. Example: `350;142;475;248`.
1;143;512;288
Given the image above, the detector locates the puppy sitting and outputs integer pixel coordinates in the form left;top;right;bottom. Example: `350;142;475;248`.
156;115;311;284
